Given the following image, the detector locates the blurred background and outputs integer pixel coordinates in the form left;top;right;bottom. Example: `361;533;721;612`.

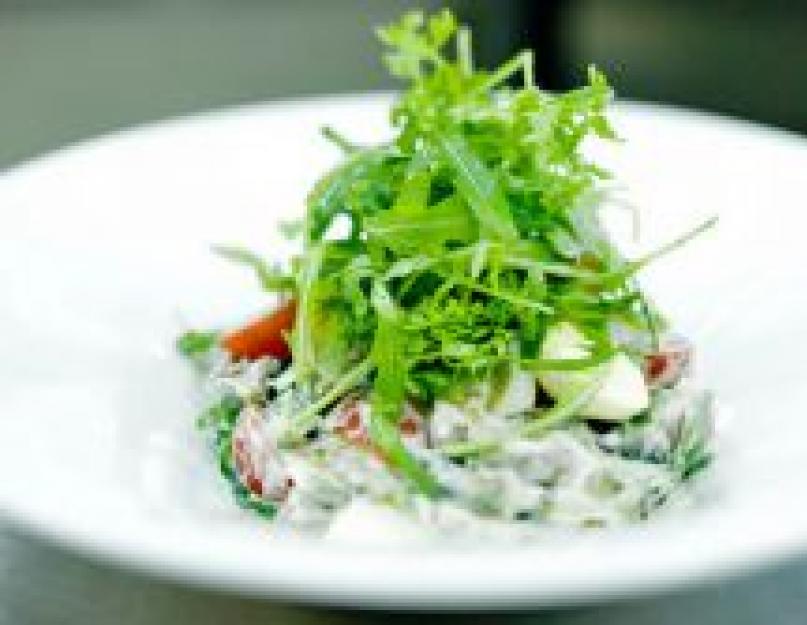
1;0;806;168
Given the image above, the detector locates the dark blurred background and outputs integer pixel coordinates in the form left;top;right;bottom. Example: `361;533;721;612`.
2;0;806;168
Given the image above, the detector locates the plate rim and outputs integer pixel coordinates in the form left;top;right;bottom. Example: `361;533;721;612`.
2;94;807;609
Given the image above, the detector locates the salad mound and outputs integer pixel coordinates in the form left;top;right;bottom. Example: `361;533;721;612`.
179;10;715;540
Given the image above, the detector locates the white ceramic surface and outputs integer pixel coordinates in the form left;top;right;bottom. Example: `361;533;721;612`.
1;94;806;610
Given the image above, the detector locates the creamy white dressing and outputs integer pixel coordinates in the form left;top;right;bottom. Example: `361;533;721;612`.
204;340;713;542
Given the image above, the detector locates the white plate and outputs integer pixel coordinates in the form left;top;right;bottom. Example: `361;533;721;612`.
1;94;806;610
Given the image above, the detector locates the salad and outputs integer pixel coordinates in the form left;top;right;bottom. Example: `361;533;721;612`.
179;10;716;542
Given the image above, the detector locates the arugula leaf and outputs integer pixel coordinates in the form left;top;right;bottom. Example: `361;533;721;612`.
368;415;441;496
291;242;325;384
367;283;441;495
366;193;476;254
375;9;455;80
369;284;407;422
305;147;392;244
431;133;519;242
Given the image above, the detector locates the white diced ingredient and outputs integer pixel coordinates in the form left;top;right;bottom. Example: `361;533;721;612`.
430;400;469;446
538;322;649;421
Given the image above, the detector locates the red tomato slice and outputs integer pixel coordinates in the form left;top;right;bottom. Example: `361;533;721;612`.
222;300;296;361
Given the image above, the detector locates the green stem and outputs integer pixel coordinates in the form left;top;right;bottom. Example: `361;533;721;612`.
438;372;610;459
522;49;535;89
615;216;718;283
477;51;534;92
521;371;609;437
456;26;473;76
287;358;374;440
520;349;614;372
441;439;501;458
321;126;358;154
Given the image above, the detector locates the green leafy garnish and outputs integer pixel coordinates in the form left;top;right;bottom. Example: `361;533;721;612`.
177;330;219;358
200;394;278;519
672;391;715;480
204;9;716;496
